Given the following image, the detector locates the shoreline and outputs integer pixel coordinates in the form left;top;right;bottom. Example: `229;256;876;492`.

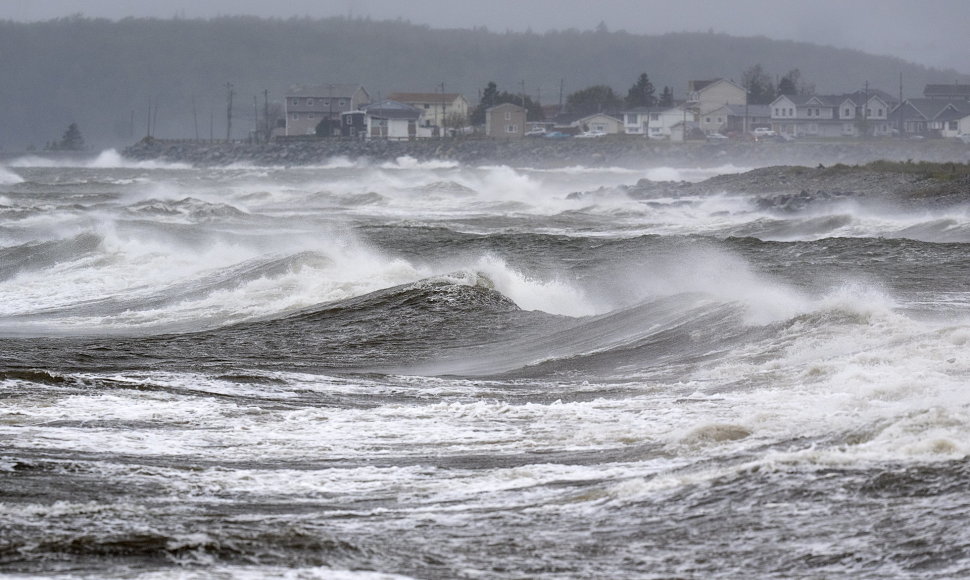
119;136;970;169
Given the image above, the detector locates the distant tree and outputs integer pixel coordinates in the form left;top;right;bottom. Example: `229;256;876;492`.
50;122;85;151
470;81;544;124
779;68;814;96
742;64;776;105
625;73;656;108
566;85;623;115
658;86;674;108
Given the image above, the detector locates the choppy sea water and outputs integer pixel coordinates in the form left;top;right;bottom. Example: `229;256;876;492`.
1;150;969;579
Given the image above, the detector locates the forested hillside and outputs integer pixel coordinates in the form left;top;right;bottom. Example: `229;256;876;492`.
1;15;965;149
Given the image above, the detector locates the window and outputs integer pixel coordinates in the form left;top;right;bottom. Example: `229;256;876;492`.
950;121;958;130
717;117;723;123
506;124;518;133
789;108;794;116
705;117;711;123
866;108;871;116
878;108;884;116
774;108;779;116
307;98;313;106
844;108;850;116
650;113;659;121
505;112;512;121
346;116;352;125
308;113;314;119
425;104;431;109
291;113;299;119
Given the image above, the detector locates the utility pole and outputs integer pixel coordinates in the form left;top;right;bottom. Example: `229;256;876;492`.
559;79;565;115
192;96;199;141
264;89;270;142
225;82;234;142
146;96;152;138
440;81;446;137
253;95;259;144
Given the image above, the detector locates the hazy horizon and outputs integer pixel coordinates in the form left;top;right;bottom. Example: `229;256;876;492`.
2;0;968;74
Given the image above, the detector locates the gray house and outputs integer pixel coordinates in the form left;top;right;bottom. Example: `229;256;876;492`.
485;103;527;139
284;84;371;137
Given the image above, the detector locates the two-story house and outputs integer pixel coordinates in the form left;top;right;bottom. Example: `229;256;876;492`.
284;84;371;137
485;103;527;139
622;106;688;139
686;79;747;117
770;90;894;138
387;92;470;132
891;98;968;138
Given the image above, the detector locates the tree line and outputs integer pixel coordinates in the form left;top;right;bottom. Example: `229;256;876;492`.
470;65;814;123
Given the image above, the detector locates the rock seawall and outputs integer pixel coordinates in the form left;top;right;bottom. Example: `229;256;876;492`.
122;136;970;169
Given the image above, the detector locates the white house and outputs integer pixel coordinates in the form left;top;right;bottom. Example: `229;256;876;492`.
360;100;431;140
770;90;895;138
622;106;686;139
573;113;623;134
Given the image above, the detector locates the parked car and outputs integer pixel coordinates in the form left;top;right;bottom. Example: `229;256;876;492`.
575;130;607;138
544;131;571;139
525;127;547;137
752;127;777;138
958;133;970;144
706;132;728;142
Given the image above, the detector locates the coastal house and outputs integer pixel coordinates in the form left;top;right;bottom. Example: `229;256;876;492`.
622;106;686;139
770;90;894;138
360;100;430;140
686;79;747;116
387;92;470;132
701;104;772;135
284;84;371;137
923;84;970;101
485;103;527;139
891;98;968;138
572;113;623;134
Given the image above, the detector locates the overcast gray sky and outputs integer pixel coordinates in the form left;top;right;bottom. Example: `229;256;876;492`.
3;0;968;73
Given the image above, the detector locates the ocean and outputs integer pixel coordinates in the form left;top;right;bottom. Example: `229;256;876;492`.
1;151;969;579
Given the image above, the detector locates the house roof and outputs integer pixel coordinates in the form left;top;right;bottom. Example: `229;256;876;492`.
924;84;970;99
688;78;744;93
721;104;771;117
361;100;423;120
899;98;968;120
287;84;367;99
486;102;526;112
387;92;466;104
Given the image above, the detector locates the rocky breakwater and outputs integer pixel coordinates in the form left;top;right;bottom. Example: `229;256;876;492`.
122;136;970;169
621;161;970;211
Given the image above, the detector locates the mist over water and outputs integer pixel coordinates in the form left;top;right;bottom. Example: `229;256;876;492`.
2;153;969;578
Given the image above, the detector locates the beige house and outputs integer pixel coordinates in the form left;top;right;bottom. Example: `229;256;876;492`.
387;92;470;130
284;84;371;136
687;79;747;116
485;103;527;138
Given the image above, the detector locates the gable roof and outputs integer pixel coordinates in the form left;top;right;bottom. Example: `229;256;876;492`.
388;92;466;104
900;98;968;120
361;100;423;120
924;84;970;99
688;78;744;93
287;84;368;100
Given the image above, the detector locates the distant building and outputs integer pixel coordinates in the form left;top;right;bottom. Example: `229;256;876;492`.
770;90;895;138
573;113;623;134
485;103;527;138
686;79;747;116
359;100;430;140
891;98;968;137
387;92;470;131
284;84;371;137
924;84;970;101
622;106;686;139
